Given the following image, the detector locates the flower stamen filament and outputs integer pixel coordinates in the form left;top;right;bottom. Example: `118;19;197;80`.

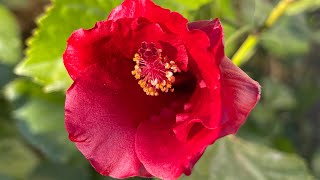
131;42;181;96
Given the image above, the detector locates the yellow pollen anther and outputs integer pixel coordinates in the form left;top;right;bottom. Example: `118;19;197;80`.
166;71;173;78
131;42;181;96
169;76;175;83
151;79;158;86
161;80;167;86
165;63;171;69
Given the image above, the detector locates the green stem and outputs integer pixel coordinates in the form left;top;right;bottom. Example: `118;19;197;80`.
231;0;295;66
265;0;294;28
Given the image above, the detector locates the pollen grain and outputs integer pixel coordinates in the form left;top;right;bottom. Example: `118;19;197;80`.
131;42;181;96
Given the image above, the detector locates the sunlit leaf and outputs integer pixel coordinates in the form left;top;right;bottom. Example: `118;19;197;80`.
15;0;122;92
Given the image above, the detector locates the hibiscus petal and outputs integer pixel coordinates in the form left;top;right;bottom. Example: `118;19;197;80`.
136;117;192;180
174;57;260;142
219;57;261;135
136;60;260;178
135;111;225;180
131;21;189;71
108;0;188;34
64;17;189;80
188;18;224;64
181;29;222;128
63;19;134;80
65;64;152;178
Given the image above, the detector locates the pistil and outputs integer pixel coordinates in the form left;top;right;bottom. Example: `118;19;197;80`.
131;42;181;96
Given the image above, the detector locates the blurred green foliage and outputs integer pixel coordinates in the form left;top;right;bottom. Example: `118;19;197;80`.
182;137;312;180
14;0;122;92
5;79;76;163
0;0;319;179
0;5;21;65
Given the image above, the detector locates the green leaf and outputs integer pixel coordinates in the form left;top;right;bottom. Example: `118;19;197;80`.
193;0;236;21
0;65;16;138
0;97;16;138
181;136;314;180
0;174;12;180
252;0;273;26
0;64;15;88
28;162;90;180
6;79;78;163
15;96;76;162
237;0;275;27
168;0;210;10
15;0;122;92
261;15;310;58
258;78;296;112
0;138;39;179
4;78;35;101
0;4;22;65
312;150;320;179
0;0;29;9
314;31;320;44
154;0;211;20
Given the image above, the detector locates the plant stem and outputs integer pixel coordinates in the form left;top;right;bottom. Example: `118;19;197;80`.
232;0;295;66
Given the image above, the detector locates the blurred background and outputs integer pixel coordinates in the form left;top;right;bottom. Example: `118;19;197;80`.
0;0;319;179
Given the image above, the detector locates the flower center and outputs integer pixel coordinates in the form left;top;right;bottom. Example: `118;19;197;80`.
131;42;181;96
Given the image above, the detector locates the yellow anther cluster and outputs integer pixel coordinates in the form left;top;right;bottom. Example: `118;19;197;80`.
131;53;180;96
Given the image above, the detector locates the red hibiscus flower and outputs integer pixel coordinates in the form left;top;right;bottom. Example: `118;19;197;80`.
63;0;261;179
